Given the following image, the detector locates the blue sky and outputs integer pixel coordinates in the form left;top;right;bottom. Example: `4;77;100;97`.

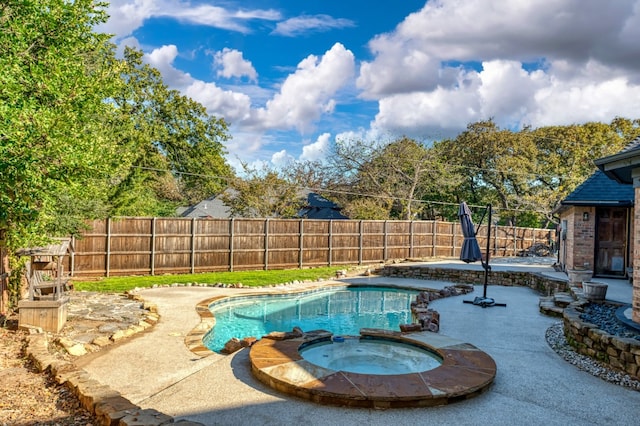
100;1;640;172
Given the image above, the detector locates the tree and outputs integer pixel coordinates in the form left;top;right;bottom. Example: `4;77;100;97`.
108;48;234;215
326;137;459;220
0;0;127;249
220;164;304;218
436;121;542;225
0;0;130;309
435;119;635;227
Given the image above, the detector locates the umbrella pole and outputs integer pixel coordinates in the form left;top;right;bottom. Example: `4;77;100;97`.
483;205;491;298
464;204;506;308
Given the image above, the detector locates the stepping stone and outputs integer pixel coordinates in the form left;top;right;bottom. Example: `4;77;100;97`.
553;292;574;308
538;296;564;317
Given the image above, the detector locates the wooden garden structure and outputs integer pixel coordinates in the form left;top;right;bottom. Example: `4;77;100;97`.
17;238;71;332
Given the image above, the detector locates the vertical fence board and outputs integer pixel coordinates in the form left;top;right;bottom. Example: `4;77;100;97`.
69;217;553;277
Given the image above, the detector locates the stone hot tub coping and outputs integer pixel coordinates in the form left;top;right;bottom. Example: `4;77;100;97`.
249;328;496;409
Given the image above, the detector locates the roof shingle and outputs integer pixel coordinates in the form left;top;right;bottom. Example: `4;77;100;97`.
562;169;634;206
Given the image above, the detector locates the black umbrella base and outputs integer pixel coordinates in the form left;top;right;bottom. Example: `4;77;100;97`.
463;296;507;308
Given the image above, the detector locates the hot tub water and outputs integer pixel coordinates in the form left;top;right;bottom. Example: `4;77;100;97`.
299;336;442;375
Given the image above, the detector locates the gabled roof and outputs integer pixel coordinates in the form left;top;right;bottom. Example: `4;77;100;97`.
561;169;634;207
594;136;640;184
179;195;231;218
298;192;348;219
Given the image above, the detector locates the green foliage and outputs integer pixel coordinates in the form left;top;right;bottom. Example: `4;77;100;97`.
0;0;126;249
108;48;234;213
324;137;459;220
308;118;638;227
221;164;304;218
434;119;632;227
7;255;27;309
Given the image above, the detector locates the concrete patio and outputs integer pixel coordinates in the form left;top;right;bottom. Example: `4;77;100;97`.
74;259;640;425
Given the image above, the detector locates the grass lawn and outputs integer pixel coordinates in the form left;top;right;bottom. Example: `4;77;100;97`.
72;266;348;293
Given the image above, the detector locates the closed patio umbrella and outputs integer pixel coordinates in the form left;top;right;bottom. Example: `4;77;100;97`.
458;202;506;308
458;202;482;263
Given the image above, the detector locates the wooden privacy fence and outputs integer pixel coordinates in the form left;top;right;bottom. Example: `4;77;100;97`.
68;217;554;277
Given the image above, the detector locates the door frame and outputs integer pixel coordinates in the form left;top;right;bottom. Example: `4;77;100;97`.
594;206;631;277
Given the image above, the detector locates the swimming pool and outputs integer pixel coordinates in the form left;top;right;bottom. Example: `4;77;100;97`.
203;286;418;353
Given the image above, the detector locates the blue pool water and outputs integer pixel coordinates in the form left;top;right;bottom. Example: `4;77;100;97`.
203;286;418;353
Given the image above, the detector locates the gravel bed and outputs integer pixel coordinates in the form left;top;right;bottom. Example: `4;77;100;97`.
579;303;640;341
545;322;640;391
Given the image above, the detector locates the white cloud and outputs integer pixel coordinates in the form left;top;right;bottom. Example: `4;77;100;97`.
98;0;281;38
359;0;640;137
96;0;157;38
101;0;640;171
144;45;195;89
251;43;355;133
273;15;356;37
300;133;331;162
160;4;280;33
141;45;253;123
525;77;640;127
185;81;252;123
271;150;295;167
214;48;258;82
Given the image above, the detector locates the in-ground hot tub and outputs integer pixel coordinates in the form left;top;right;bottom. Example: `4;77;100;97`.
250;328;496;409
299;335;442;375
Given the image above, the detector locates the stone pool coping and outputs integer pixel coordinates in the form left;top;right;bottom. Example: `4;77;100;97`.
249;328;496;409
184;281;445;357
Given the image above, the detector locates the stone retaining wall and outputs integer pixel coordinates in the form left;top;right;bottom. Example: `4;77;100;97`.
23;293;196;426
563;305;640;379
382;265;567;295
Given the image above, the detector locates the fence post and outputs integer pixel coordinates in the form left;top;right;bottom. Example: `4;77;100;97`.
532;228;536;247
106;217;111;277
329;220;333;266
150;217;156;276
299;219;304;268
451;222;456;257
383;221;388;261
513;224;517;256
410;221;415;258
190;218;196;274
358;220;363;265
494;223;498;256
432;220;437;257
70;235;76;277
264;218;269;270
229;218;234;272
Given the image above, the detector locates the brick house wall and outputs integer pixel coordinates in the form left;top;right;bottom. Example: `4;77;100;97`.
559;206;596;271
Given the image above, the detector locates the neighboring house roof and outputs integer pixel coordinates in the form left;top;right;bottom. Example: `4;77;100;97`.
594;136;640;184
179;191;347;220
298;192;348;220
559;169;634;211
179;195;231;218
